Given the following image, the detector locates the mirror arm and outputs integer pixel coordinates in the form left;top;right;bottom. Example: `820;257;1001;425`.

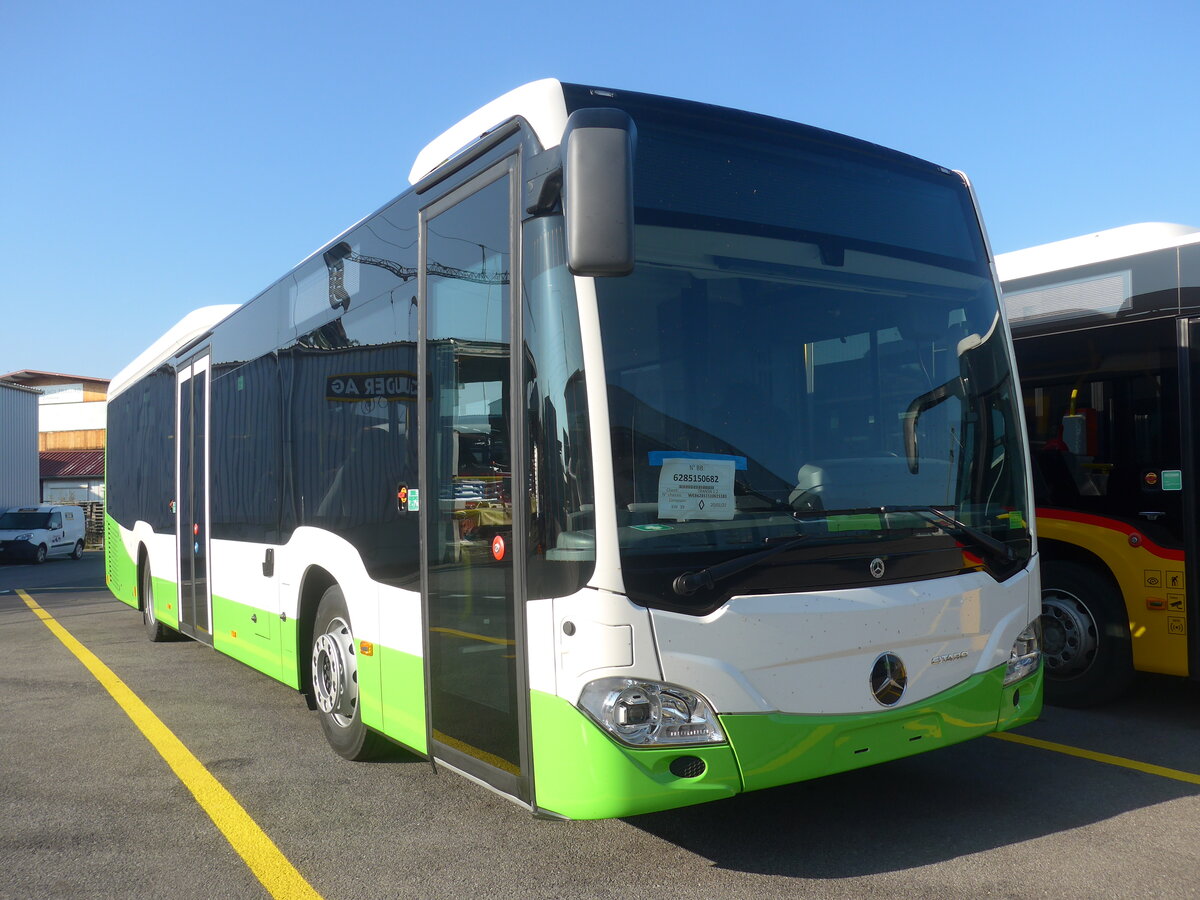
903;378;966;474
523;146;563;217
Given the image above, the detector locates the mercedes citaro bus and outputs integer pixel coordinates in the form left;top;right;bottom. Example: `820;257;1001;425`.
105;80;1042;819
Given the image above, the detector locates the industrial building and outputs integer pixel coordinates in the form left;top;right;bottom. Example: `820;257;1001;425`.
0;380;40;509
1;370;108;543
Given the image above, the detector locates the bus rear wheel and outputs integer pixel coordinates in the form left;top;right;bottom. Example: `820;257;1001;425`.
141;557;171;642
310;585;390;761
1040;560;1133;707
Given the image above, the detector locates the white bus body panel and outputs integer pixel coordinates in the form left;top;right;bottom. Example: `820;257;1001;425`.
209;538;280;616
267;527;421;656
409;79;569;185
650;564;1038;715
120;520;178;613
125;520;423;660
995;222;1200;282
537;588;662;702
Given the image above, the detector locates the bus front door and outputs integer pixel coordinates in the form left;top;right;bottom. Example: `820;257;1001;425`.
176;352;213;644
1182;318;1200;678
419;156;528;801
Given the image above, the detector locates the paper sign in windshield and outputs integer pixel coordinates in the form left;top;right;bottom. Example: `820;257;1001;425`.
658;457;735;521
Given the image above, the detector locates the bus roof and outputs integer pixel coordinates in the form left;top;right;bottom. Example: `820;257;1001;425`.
408;79;568;186
995;222;1200;283
108;304;241;399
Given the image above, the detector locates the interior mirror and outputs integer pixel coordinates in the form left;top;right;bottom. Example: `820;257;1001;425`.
561;108;636;277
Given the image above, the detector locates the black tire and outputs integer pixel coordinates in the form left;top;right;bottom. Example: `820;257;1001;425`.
310;585;390;760
71;540;84;560
33;544;47;564
141;556;172;642
1040;560;1134;707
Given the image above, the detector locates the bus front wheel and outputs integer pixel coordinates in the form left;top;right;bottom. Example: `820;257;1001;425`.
310;585;390;761
1040;560;1133;707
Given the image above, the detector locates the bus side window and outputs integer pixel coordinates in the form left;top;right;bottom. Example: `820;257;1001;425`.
1034;445;1080;505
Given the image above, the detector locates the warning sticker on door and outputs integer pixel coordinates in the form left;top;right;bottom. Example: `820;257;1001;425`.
658;457;735;521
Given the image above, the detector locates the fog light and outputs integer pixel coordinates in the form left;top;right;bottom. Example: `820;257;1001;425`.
1004;620;1042;686
669;756;707;778
579;677;726;747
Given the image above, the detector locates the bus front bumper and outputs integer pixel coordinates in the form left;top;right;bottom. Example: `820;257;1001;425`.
530;663;1041;819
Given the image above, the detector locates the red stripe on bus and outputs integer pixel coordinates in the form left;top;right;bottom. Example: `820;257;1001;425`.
1035;507;1185;561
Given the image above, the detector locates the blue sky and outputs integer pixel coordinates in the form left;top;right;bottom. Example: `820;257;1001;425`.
3;0;1198;380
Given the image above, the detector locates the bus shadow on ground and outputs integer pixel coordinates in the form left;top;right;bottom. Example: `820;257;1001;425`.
626;710;1199;879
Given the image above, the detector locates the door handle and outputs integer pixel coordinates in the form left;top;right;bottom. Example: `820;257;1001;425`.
1139;511;1166;521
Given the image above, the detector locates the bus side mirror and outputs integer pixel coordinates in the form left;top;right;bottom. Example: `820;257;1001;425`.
561;108;636;277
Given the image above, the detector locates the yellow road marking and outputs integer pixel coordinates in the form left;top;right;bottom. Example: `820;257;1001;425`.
992;730;1200;785
17;589;323;900
432;728;521;776
429;625;514;646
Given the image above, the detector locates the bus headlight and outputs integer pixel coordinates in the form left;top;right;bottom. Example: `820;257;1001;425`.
1004;620;1042;686
578;677;726;747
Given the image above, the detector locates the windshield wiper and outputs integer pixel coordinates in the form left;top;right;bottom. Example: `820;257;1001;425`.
896;505;1019;578
672;535;809;596
670;506;1020;597
793;504;1021;579
734;479;792;511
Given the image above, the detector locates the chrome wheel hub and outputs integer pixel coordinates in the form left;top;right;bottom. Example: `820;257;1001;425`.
312;616;358;726
1041;589;1099;678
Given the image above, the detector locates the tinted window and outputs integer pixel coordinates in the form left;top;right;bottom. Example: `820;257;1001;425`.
106;367;175;532
281;300;420;583
523;217;595;598
211;354;284;542
564;84;985;268
1016;318;1183;546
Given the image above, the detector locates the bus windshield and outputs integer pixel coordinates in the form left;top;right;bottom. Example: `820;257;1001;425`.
591;109;1031;609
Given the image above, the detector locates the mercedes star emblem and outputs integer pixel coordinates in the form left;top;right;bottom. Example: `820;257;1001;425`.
870;652;907;706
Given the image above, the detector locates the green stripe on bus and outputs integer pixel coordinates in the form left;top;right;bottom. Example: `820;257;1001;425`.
212;594;299;688
721;664;1042;793
104;514;137;608
529;664;1041;819
378;645;427;754
529;689;742;820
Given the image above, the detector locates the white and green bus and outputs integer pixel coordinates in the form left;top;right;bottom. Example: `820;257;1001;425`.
105;79;1042;820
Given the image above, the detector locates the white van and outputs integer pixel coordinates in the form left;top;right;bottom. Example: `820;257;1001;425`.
0;505;87;563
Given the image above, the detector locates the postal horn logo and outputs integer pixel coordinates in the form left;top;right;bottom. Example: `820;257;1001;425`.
870;652;907;706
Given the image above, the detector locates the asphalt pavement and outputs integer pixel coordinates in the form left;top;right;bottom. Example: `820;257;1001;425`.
2;553;1198;899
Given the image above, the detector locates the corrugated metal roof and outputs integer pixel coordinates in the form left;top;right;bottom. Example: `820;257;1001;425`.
2;370;111;384
40;450;105;479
